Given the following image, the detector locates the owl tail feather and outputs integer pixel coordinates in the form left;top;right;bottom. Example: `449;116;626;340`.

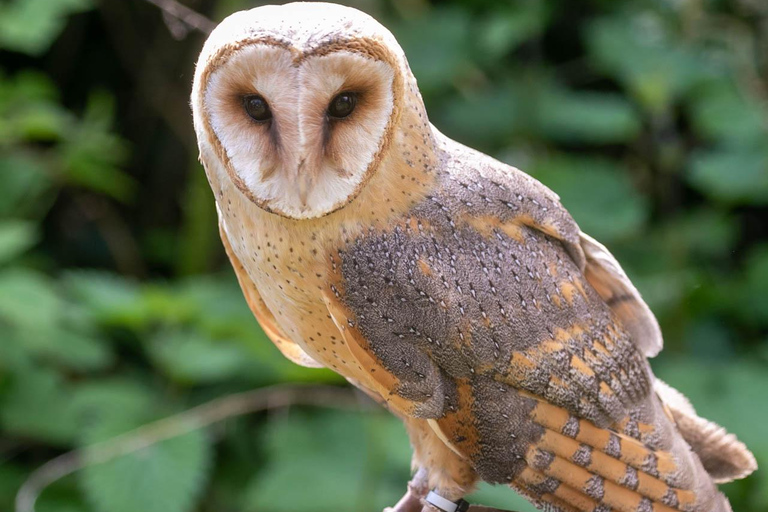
654;380;757;484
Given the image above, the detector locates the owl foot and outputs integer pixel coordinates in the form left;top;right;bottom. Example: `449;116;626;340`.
384;468;429;512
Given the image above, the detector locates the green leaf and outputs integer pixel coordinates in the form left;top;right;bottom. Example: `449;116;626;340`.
0;366;80;445
34;479;94;512
393;10;471;92
0;72;71;145
536;88;641;144
657;208;739;259
147;328;258;384
70;378;160;435
78;388;212;512
0;153;53;217
245;411;410;512
0;219;38;264
725;244;768;327
628;268;693;320
0;330;30;381
0;463;27;512
81;428;212;512
37;502;93;512
14;102;71;141
654;358;768;495
528;156;648;241
435;80;523;148
30;329;115;372
175;163;219;275
0;70;60;105
177;276;258;337
363;412;413;475
586;14;711;112
689;79;768;148
469;482;538;512
63;271;146;327
61;93;133;201
688;148;768;205
0;268;63;333
682;319;736;360
477;3;549;60
654;357;768;508
0;0;93;56
0;268;114;370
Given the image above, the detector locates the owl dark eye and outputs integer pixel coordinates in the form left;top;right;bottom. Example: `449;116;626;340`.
243;95;272;122
327;92;357;119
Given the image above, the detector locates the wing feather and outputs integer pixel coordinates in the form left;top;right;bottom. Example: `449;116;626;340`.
580;233;662;357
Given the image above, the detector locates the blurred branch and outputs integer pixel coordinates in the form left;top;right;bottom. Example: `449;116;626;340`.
141;0;215;36
15;384;363;512
99;1;198;148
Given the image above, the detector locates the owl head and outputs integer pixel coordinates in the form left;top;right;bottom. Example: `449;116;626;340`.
192;2;431;220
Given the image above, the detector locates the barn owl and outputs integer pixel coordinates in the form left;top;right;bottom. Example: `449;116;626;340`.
190;3;756;511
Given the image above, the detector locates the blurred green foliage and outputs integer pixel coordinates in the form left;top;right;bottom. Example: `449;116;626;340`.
0;0;766;511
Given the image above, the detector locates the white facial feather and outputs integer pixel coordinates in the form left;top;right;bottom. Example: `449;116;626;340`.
193;3;404;219
205;45;297;196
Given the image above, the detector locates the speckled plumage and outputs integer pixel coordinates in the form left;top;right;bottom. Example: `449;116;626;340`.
191;3;756;511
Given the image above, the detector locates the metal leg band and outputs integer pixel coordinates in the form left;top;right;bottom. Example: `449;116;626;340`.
424;490;470;512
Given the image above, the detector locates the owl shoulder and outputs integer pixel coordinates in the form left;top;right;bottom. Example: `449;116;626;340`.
419;133;663;358
422;134;586;270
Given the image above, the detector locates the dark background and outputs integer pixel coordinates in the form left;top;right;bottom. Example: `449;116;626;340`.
0;0;766;511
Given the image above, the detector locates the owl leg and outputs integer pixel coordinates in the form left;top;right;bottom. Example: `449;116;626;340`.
384;467;430;512
399;418;478;512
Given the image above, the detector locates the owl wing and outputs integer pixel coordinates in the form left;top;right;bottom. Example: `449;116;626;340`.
578;232;662;358
322;159;707;510
220;224;323;368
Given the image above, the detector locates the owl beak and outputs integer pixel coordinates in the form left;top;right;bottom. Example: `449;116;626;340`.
296;158;313;207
